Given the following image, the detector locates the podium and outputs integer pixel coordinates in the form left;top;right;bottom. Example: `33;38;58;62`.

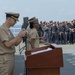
25;44;63;75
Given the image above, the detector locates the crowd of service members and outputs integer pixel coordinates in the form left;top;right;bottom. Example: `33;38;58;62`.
38;19;75;45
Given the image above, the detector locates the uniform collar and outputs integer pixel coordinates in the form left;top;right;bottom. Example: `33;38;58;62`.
2;23;10;31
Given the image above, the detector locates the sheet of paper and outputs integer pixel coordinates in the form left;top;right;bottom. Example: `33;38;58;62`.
31;47;52;55
51;43;61;47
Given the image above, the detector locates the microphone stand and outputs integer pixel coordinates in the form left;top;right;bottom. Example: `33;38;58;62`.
22;36;28;75
22;17;29;75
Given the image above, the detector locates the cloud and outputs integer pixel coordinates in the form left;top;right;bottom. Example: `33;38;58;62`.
56;8;65;18
2;6;7;10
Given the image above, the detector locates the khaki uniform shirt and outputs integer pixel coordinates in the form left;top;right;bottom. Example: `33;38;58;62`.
27;27;39;50
0;23;15;54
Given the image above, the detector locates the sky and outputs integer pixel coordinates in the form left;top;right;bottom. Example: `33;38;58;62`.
0;0;75;25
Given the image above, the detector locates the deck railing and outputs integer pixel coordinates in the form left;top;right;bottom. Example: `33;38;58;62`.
10;28;21;36
10;27;26;54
